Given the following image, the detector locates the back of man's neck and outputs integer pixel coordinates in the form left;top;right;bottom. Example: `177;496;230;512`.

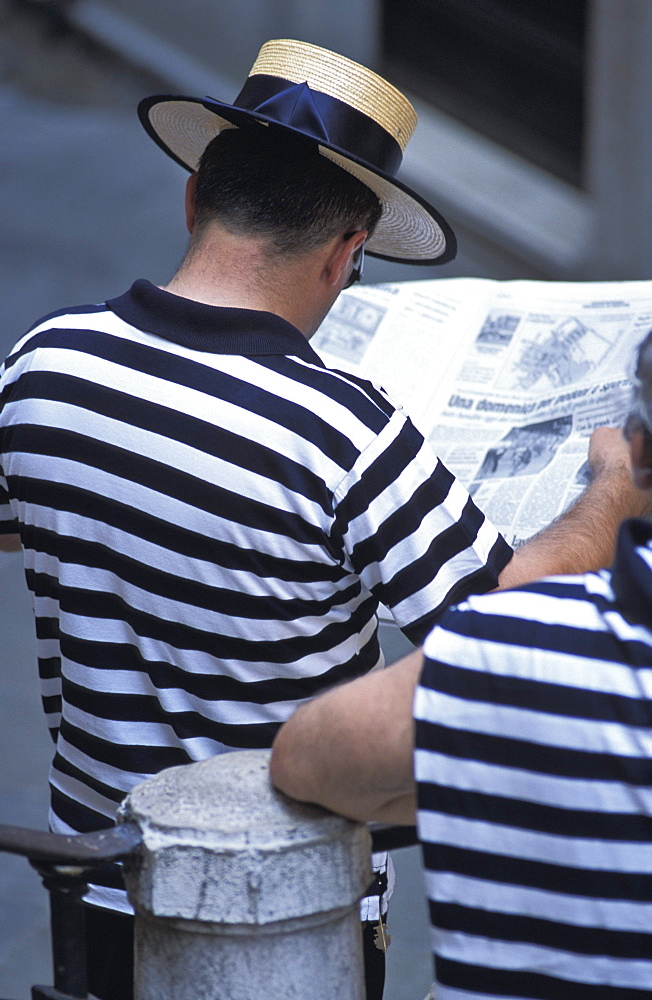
161;235;333;339
163;272;269;312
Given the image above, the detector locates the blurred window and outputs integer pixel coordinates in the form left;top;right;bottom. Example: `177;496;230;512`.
381;0;587;187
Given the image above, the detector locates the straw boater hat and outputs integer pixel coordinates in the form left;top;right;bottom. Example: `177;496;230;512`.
138;39;456;265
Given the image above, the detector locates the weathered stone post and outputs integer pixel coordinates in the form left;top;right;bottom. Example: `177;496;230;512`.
119;748;371;1000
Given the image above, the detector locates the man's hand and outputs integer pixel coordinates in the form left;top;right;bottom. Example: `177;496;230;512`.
589;426;652;515
0;533;21;552
497;425;651;590
588;425;630;476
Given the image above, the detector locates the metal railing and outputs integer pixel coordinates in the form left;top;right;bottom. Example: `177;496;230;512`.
0;821;417;999
0;823;143;1000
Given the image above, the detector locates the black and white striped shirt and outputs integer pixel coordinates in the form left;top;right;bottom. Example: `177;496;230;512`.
1;280;510;908
415;517;652;998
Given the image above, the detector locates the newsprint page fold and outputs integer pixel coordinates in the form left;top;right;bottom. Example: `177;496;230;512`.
313;277;652;551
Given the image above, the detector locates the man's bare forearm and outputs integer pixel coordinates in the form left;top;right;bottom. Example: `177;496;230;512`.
270;651;422;824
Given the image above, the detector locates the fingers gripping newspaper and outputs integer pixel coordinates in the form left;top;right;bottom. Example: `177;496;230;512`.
313;277;652;550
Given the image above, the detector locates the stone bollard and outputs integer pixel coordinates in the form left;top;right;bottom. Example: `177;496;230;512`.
119;748;372;1000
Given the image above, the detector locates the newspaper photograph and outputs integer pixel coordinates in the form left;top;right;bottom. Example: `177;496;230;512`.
313;276;652;546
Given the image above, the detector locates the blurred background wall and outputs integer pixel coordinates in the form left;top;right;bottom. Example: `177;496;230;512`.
63;0;652;281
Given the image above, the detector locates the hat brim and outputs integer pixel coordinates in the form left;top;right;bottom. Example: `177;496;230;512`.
139;96;456;265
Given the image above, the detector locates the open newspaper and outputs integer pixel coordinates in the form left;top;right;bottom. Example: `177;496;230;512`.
313;276;652;548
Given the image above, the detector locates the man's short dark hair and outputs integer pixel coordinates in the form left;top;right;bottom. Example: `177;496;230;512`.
192;126;383;256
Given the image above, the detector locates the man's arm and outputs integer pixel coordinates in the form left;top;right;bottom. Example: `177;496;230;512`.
270;650;422;824
497;426;652;589
0;533;21;552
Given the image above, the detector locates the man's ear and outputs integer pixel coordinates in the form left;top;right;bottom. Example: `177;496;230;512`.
629;425;652;490
324;231;367;288
185;173;198;234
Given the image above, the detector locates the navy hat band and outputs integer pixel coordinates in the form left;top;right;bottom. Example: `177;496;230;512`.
138;38;456;263
203;74;404;178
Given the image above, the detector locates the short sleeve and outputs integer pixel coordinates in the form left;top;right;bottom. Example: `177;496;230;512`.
333;410;512;643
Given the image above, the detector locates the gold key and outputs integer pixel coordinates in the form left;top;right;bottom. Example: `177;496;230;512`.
373;918;392;952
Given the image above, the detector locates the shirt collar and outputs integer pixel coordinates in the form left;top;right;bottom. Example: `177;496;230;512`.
107;279;324;364
611;517;652;627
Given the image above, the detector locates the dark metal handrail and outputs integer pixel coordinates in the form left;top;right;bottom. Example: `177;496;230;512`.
369;824;418;852
0;823;143;1000
0;823;143;866
0;819;414;863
